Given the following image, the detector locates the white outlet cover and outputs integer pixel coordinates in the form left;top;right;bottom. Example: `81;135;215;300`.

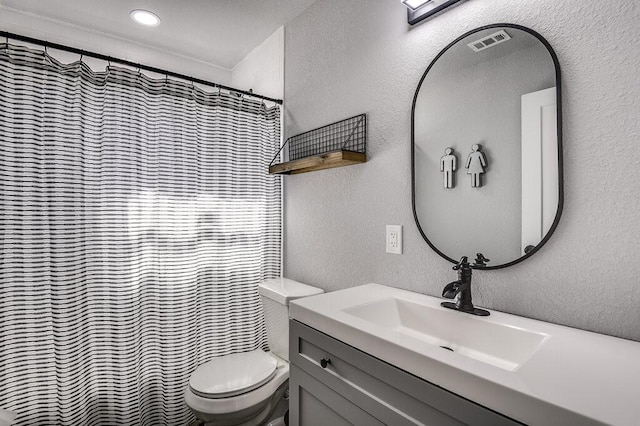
386;225;402;254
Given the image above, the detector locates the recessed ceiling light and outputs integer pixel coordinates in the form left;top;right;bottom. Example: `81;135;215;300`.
130;9;161;27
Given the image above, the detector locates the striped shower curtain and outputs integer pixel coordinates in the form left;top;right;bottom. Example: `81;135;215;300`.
0;44;281;425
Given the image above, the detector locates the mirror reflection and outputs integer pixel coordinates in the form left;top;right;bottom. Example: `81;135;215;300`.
412;25;562;268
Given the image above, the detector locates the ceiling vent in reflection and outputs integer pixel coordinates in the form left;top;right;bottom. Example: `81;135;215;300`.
467;30;511;52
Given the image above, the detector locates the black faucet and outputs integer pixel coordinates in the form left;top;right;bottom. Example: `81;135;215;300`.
441;255;490;316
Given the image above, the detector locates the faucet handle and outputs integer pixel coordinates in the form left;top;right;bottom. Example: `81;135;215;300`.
473;253;490;267
452;256;469;270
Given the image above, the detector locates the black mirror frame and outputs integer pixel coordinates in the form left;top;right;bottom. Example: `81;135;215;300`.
411;23;563;270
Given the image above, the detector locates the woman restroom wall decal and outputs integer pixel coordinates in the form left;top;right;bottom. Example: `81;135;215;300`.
466;144;487;188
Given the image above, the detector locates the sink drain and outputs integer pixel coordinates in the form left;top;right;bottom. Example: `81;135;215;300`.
440;346;454;352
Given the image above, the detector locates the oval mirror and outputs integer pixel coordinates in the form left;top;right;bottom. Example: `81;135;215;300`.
412;24;562;269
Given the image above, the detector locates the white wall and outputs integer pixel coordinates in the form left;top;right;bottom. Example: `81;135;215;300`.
0;6;232;84
232;27;284;100
283;0;640;341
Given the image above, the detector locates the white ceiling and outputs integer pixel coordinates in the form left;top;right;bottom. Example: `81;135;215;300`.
0;0;317;70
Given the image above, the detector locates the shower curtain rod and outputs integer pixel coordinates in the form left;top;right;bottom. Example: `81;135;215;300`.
0;30;283;105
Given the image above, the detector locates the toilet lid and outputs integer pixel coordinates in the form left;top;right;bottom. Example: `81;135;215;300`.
189;349;277;398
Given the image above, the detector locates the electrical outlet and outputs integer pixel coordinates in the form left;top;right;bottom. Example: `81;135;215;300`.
386;225;402;254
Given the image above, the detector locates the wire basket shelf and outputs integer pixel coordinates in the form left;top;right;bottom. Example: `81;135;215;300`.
269;114;367;175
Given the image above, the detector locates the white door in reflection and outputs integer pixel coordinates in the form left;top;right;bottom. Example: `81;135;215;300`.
521;87;558;255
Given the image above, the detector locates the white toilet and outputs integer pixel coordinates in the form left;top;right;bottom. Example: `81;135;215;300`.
184;278;323;426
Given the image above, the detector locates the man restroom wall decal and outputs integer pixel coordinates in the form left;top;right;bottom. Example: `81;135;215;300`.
440;147;457;189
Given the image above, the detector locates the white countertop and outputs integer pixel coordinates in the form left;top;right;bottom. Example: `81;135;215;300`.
289;283;640;426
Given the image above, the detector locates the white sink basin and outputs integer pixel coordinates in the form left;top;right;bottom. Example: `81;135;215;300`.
342;297;548;371
289;283;640;426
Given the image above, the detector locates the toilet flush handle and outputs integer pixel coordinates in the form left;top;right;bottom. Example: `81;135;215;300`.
320;358;331;368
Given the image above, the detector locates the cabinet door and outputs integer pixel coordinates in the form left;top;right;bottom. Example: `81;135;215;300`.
289;364;384;426
290;320;522;426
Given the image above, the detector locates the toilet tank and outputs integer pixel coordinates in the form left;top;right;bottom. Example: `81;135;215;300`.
259;278;323;361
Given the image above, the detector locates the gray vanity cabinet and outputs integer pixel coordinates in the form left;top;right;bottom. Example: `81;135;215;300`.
288;320;522;426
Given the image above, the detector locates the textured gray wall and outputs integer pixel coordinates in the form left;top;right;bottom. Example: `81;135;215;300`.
283;0;640;342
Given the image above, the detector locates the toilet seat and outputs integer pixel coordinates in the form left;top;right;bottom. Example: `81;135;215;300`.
184;351;289;417
189;349;277;398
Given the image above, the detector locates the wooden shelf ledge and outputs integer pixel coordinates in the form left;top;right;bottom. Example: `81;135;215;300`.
269;149;366;175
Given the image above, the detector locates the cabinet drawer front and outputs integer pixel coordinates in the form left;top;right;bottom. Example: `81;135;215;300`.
290;320;522;426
